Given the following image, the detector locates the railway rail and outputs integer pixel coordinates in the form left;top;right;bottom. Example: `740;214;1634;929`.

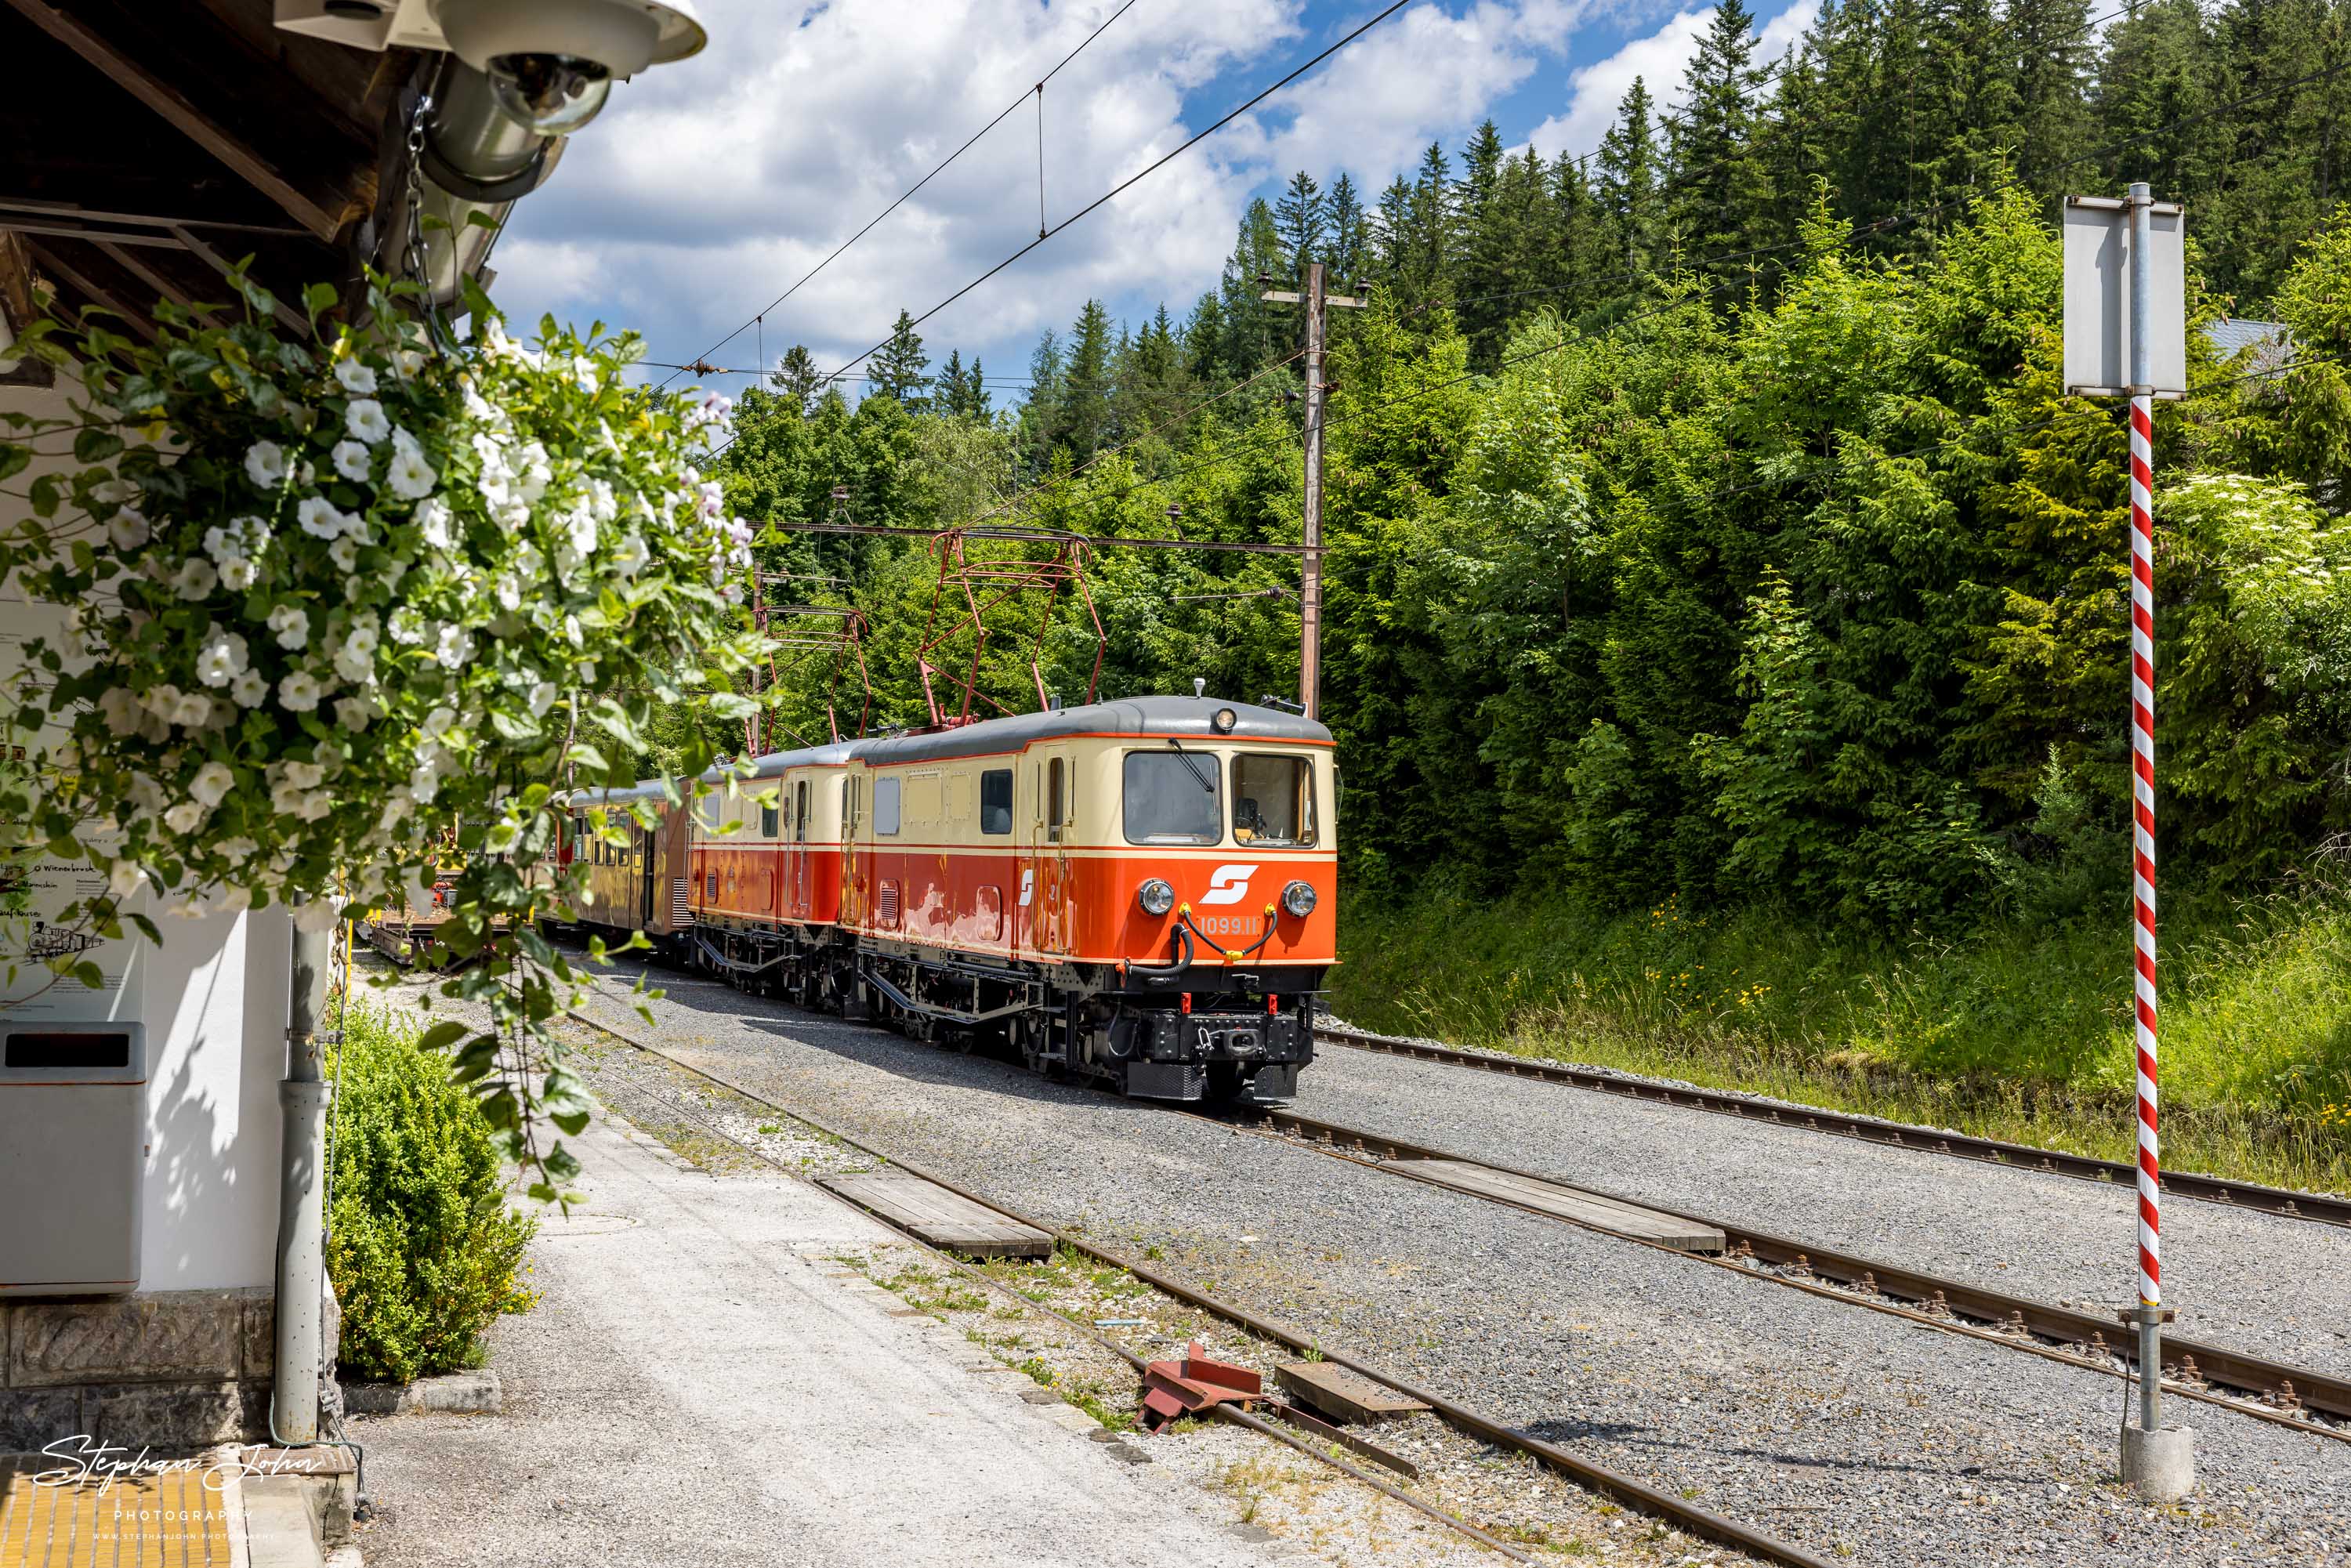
545;985;1834;1568
1207;1099;2351;1442
1315;1024;2351;1229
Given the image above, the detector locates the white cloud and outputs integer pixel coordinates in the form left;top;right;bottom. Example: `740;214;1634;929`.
1523;0;1819;161
490;0;1632;393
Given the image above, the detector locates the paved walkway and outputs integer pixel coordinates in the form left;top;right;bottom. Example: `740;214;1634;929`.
352;1108;1284;1568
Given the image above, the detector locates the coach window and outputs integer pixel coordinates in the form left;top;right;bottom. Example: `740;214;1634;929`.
760;798;779;838
980;769;1012;835
1123;748;1220;846
875;776;901;836
1232;754;1316;847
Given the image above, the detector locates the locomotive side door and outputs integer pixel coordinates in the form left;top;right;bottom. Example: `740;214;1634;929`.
792;778;812;918
1019;747;1075;957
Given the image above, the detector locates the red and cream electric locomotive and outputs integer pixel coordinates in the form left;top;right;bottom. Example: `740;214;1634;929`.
580;691;1335;1103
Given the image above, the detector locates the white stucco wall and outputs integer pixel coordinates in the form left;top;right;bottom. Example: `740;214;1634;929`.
0;375;284;1294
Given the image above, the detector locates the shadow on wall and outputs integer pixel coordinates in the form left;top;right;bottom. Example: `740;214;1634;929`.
143;904;292;1292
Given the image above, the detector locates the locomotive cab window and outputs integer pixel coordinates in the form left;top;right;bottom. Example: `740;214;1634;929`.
875;776;901;836
980;769;1012;835
1123;748;1221;846
1233;754;1316;846
760;800;779;838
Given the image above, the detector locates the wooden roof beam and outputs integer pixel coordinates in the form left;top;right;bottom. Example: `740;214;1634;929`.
20;237;160;343
2;0;359;244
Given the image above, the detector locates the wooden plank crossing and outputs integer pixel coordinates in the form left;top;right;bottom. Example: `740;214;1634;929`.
1401;1160;1726;1253
820;1171;1054;1258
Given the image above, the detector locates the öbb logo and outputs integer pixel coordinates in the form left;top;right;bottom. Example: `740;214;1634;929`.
1197;864;1259;906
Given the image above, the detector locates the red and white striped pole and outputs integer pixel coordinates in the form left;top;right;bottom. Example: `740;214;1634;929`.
2125;180;2165;1439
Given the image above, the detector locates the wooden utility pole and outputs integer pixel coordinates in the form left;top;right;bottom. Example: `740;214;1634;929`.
1262;262;1364;720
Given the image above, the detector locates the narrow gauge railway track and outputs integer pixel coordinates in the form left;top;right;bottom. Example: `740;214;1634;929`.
545;987;1834;1568
1212;1099;2351;1443
1316;1025;2351;1229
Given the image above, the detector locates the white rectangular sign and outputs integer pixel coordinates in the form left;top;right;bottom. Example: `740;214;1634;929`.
2063;195;2186;397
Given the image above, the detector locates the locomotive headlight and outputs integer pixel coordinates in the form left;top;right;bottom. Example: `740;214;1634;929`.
1281;880;1317;918
1138;878;1176;916
1212;706;1238;733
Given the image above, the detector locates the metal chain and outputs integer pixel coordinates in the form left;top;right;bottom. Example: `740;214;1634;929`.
401;92;458;353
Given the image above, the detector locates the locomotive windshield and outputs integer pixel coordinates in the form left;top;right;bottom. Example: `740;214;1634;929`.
1232;754;1316;846
1123;748;1221;844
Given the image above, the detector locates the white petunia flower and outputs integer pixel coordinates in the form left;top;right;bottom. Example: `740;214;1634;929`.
295;791;332;823
394;347;426;379
296;497;346;540
194;628;249;687
610;532;648;577
278;671;323;712
283;759;324;792
493;575;522;613
267;603;310;650
564;503;597;556
216;836;257;861
230;668;267;708
346;398;391;445
219;555;258;591
98;687;142;736
108;859;146;900
433;624;473;671
163;801;206;835
387;444;437;501
92;478;138;505
172;558;218;600
387;606;426;646
108;508;150;551
527;679;557;718
168;690;212;728
189;761;234;807
334;358;378;396
414;496;455;551
422;704;457;741
331;440;372;483
327;535;360;573
245;440;287;489
407;763;440;805
335;695;373;733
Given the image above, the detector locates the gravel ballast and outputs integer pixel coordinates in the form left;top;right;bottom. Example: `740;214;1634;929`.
1288;1036;2351;1381
542;964;2351;1568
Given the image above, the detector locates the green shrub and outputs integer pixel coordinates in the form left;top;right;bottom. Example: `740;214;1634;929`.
327;1001;538;1382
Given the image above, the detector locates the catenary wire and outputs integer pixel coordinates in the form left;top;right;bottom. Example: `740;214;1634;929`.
656;0;1145;389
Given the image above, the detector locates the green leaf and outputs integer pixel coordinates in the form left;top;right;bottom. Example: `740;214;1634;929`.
418;1019;470;1053
304;282;339;315
70;961;103;990
0;444;29;483
72;429;124;464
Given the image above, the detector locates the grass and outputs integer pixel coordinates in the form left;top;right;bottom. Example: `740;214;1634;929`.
1330;883;2351;1196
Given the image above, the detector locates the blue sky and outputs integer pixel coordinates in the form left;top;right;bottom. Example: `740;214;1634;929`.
491;0;1817;407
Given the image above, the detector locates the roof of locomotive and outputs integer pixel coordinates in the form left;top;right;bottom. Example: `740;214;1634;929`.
854;694;1331;765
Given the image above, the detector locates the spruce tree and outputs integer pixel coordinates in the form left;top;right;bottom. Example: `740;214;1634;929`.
1666;1;1772;267
770;344;823;414
868;310;931;406
1596;78;1666;284
1328;172;1371;288
1273;169;1328;284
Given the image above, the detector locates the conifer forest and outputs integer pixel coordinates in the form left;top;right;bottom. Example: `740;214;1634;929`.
708;0;2351;1173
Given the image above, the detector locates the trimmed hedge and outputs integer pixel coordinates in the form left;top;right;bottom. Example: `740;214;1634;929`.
326;1001;537;1383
